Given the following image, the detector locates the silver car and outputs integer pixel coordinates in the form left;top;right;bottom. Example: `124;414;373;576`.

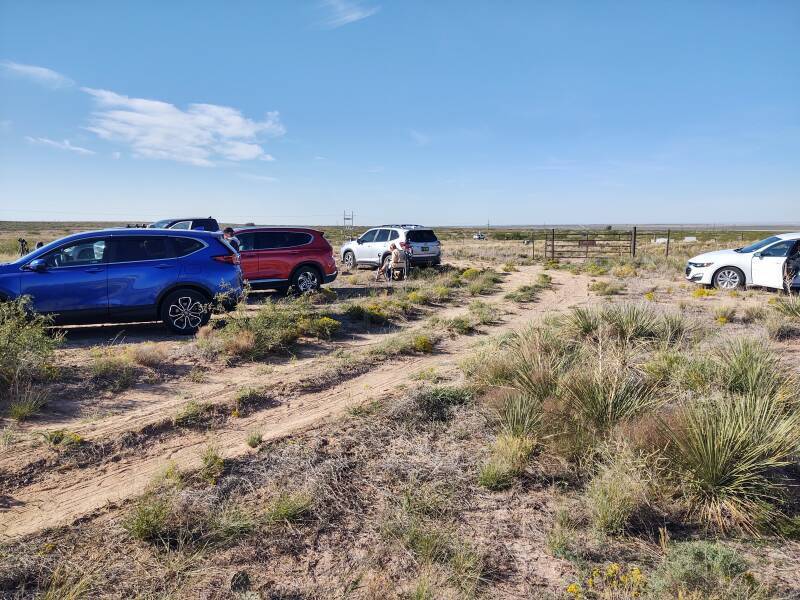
340;225;441;270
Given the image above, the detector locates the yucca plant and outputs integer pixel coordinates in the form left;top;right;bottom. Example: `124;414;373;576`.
560;306;601;339
771;294;800;320
714;338;785;399
510;327;575;400
663;394;800;533
561;345;659;434
601;303;660;342
497;393;541;438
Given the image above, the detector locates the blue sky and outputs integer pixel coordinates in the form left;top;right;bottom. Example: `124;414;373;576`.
0;1;798;226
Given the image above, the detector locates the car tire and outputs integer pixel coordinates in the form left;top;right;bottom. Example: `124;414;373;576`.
343;251;356;270
713;267;745;291
292;266;321;293
161;289;211;334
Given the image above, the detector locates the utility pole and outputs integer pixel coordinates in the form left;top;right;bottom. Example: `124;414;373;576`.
342;210;355;241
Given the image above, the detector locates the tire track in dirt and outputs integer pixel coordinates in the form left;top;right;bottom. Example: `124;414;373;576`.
0;268;591;541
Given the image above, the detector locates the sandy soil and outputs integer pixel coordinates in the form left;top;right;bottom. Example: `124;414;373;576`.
0;265;595;541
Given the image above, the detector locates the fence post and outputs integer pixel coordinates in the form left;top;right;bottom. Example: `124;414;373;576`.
551;228;556;260
530;229;534;259
665;229;671;258
631;227;637;258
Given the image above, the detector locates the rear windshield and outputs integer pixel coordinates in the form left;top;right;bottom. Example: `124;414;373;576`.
406;230;438;243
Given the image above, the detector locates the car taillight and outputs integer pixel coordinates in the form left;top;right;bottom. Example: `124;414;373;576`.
213;254;240;265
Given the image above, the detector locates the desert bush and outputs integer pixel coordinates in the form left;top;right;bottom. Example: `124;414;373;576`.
478;433;535;490
741;305;766;324
413;385;472;422
6;385;48;421
648;541;762;599
300;315;341;339
89;347;137;391
127;343;168;368
601;303;660;341
584;443;657;534
460;268;481;281
501;262;518;272
561;348;659;435
264;490;313;525
771;294;800;320
764;313;797;341
468;300;498;325
662;394;800;533
0;297;60;397
467;270;501;296
172;400;212;427
200;444;225;484
692;287;716;298
39;429;83;448
122;494;173;543
611;264;637;278
504;284;542;303
714;338;785;398
713;305;736;325
497;393;541;438
589;280;626;296
511;327;576;400
459;335;519;388
560;306;601;339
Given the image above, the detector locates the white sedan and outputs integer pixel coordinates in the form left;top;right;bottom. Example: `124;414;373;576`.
685;232;800;291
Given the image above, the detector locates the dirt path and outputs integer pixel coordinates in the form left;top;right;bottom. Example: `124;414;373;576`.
0;267;591;541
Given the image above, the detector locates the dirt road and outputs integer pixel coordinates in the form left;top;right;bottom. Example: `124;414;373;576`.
0;266;591;541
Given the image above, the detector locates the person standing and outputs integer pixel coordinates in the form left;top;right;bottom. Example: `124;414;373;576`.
223;227;240;252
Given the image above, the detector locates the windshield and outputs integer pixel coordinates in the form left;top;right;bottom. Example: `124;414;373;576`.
736;236;781;253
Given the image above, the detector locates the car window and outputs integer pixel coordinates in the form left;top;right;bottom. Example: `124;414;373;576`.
173;237;205;257
406;230;438;243
738;236;780;253
191;219;218;231
43;239;106;268
237;232;257;251
170;220;192;230
389;230;399;241
150;219;171;228
760;240;795;258
108;236;171;263
374;229;390;243
359;229;377;243
256;231;312;249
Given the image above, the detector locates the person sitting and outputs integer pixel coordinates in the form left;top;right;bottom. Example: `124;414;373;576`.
376;243;406;281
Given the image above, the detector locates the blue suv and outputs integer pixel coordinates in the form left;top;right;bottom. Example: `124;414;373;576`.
0;229;243;334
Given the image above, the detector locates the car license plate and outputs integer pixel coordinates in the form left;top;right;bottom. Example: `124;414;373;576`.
421;246;429;252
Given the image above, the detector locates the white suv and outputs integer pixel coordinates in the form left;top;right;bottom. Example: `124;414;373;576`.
341;225;441;270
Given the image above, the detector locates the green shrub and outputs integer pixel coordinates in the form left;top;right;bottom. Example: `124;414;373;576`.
713;305;736;325
478;433;535;490
585;444;655;534
6;385;47;421
200;444;225;485
771;295;800;320
504;284;541;303
172;400;212;427
649;542;761;599
497;393;541;438
461;268;481;281
264;491;313;524
589;280;625;296
663;394;800;533
714;338;784;398
90;347;137;391
122;494;172;543
413;385;472;421
0;297;60;397
468;300;498;325
245;431;263;448
412;334;435;353
301;315;341;339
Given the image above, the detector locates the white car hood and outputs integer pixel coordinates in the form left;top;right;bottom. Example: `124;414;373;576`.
689;249;742;263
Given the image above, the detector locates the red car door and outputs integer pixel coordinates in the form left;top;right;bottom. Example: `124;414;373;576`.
236;231;263;280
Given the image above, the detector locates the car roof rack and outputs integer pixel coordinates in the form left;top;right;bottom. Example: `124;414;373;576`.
379;224;427;229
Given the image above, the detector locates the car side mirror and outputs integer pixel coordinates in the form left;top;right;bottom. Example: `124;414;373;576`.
754;252;762;258
26;258;47;272
356;239;363;245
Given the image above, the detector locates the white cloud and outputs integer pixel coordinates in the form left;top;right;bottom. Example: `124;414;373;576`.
25;136;94;155
238;173;278;182
82;87;285;167
321;0;379;28
410;129;430;146
1;60;74;88
111;151;121;159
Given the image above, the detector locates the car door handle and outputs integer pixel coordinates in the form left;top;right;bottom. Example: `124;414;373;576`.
84;267;104;273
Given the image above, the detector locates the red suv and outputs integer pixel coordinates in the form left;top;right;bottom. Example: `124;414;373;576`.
234;227;337;293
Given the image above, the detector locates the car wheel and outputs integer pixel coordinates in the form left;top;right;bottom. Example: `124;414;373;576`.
293;266;321;293
343;251;356;270
161;289;211;334
713;267;745;290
